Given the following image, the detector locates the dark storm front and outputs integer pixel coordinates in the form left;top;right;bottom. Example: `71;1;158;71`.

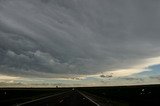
0;84;160;106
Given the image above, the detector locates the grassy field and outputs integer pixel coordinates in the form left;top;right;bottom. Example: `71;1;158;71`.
0;88;70;105
77;84;160;106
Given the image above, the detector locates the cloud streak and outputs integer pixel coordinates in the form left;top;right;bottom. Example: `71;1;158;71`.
0;0;160;78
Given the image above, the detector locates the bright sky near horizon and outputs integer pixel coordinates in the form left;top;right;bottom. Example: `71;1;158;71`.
0;0;160;87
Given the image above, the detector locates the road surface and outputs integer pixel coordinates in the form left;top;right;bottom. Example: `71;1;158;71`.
0;89;128;106
16;90;98;106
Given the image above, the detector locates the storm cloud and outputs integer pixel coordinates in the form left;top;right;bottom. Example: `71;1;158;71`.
0;0;160;77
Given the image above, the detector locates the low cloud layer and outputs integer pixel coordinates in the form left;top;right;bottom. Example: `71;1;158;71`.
0;0;160;78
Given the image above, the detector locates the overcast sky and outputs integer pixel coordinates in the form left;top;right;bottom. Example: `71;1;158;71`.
0;0;160;87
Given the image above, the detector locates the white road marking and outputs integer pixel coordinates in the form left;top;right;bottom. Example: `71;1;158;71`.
16;90;71;106
78;91;100;106
59;99;64;103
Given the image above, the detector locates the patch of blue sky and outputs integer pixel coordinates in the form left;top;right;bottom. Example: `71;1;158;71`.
133;64;160;77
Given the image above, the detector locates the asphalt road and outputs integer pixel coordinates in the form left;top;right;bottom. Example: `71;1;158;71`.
16;90;98;106
1;85;160;106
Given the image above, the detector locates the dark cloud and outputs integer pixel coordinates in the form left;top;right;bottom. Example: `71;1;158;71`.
100;74;113;78
118;77;144;81
149;76;160;81
0;0;160;77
